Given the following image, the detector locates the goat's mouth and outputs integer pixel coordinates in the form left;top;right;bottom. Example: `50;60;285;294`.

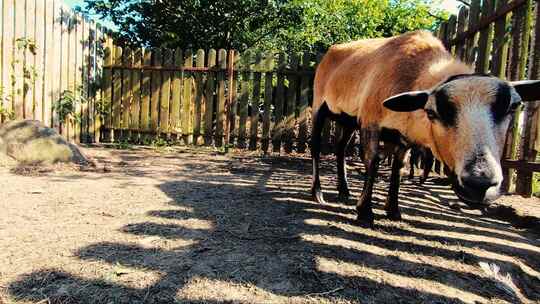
447;173;494;209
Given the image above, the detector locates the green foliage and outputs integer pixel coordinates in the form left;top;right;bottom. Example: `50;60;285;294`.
54;88;87;125
83;0;448;53
0;86;15;121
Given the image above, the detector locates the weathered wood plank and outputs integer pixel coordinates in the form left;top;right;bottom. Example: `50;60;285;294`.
140;48;151;133
80;17;90;142
1;0;15;122
476;0;495;73
455;6;469;61
272;53;286;153
170;48;183;137
203;49;216;146
261;52;274;153
215;49;227;147
24;0;36;120
249;52;262;151
515;0;536;196
12;0;25;119
159;48;172;135
101;35;113;141
181;49;193;144
130;48;142;142
237;51;249;149
491;0;510;78
297;52;311;153
74;13;84;143
445;15;457;52
465;0;481;64
112;45;123;137
284;53;299;153
193;49;205;144
504;0;532;193
150;48;161;133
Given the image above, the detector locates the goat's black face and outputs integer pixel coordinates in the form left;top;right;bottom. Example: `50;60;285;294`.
384;75;540;207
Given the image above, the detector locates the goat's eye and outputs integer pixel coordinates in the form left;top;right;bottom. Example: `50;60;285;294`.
425;109;438;121
509;102;523;114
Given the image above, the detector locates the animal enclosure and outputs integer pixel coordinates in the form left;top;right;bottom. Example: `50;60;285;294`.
1;0;540;196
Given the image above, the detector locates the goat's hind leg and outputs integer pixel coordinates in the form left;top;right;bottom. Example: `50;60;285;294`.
356;126;380;226
385;148;407;221
336;126;355;202
311;103;329;204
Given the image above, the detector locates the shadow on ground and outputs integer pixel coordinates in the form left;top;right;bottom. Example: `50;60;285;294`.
7;150;540;303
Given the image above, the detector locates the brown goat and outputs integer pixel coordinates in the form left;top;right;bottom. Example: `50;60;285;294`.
311;30;540;225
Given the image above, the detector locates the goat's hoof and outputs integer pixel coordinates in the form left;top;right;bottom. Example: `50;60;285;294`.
312;189;326;204
337;190;350;202
355;212;374;227
386;211;402;221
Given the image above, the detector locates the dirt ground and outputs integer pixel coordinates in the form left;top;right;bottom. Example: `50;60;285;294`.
0;146;539;304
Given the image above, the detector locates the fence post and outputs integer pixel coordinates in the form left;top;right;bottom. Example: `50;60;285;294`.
455;6;469;61
466;0;481;64
223;50;235;152
249;52;263;151
261;52;274;153
204;49;216;146
193;49;205;145
516;0;539;196
507;0;532;193
476;0;495;73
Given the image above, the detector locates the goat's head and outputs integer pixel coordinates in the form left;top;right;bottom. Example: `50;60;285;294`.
383;74;540;207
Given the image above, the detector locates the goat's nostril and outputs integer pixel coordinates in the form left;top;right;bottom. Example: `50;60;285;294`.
461;175;498;193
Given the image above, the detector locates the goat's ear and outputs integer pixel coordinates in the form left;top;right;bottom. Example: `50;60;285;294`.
510;80;540;101
383;91;430;112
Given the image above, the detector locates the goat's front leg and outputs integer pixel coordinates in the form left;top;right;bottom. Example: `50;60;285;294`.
385;148;407;221
356;126;380;226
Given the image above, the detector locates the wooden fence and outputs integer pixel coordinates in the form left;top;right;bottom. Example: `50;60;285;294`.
100;47;325;154
0;0;108;143
437;0;540;196
3;0;540;196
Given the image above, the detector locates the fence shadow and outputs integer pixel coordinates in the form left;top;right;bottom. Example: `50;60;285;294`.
7;153;540;303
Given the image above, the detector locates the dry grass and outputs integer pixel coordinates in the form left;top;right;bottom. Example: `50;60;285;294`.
0;146;539;304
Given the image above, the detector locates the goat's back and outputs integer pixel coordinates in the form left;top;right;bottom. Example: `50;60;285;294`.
313;30;455;126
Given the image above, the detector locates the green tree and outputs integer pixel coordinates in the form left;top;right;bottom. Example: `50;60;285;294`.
82;0;448;53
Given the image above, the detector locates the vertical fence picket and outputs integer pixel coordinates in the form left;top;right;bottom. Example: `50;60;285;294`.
101;36;113;141
150;48;161;136
492;0;510;77
204;49;216;145
215;49;227;147
505;0;532;192
261;52;274;153
181;49;193;144
193;49;205;144
455;7;468;61
297;52;311;154
159;48;172;137
140;48;151;136
515;0;535;195
465;0;481;64
112;45;122;140
249;52;262;151
237;51;249;149
12;0;25;119
476;0;495;73
170;48;182;138
228;51;239;146
273;53;286;153
130;48;142;142
284;53;299;153
1;0;14;123
445;15;457;52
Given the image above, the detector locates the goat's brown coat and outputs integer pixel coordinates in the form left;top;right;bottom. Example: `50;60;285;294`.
313;30;472;166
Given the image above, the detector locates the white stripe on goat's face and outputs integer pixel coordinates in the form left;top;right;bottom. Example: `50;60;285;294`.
427;75;521;205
